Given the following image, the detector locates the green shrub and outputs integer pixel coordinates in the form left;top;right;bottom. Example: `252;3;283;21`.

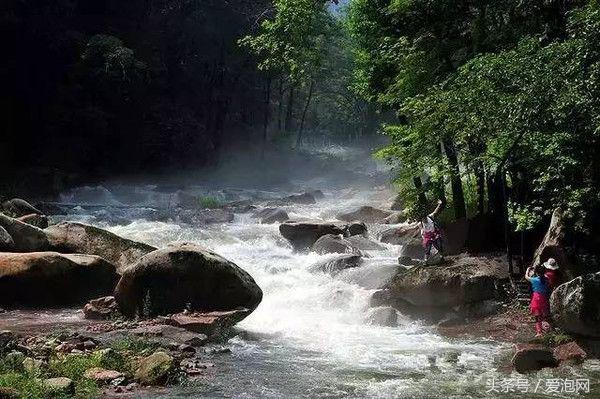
198;196;221;209
0;372;50;399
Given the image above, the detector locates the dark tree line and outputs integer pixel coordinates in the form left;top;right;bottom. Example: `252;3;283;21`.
1;0;270;186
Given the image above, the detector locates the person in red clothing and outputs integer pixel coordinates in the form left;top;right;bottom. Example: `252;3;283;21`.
525;264;551;337
543;258;561;292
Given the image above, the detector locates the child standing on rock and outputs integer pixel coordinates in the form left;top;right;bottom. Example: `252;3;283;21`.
419;199;445;264
525;264;551;337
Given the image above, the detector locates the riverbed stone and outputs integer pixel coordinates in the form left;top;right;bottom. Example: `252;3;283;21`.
553;341;587;365
311;234;361;255
2;198;42;218
16;213;49;229
114;242;262;318
134;351;174;385
279;220;347;250
0;252;118;307
346;221;367;237
512;345;558;374
166;309;250;338
45;221;156;273
44;377;75;395
83;296;120;320
84;367;124;385
550;272;600;338
312;254;363;275
346;235;385;251
0;213;50;252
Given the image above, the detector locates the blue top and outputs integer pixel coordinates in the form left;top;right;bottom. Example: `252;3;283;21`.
530;276;548;295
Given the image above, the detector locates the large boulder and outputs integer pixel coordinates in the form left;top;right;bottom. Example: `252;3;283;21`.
0;213;50;252
337;206;393;224
380;223;420;246
0;252;118;307
550;272;600;338
380;254;508;310
311;234;361;255
279;220;346;250
1;198;42;218
83;296;121;320
345;235;385;251
0;226;15;251
346;221;367;237
114;242;262;318
16;213;49;229
45;222;156;274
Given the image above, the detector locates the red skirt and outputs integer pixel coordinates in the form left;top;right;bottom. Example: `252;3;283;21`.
530;292;550;317
422;230;441;246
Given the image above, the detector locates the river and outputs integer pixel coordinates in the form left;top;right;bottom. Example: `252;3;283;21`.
48;146;598;398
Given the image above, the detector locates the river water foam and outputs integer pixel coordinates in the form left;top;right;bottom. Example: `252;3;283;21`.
75;184;505;399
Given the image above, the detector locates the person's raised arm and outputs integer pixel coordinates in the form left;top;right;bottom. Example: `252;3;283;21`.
525;266;534;281
429;199;444;218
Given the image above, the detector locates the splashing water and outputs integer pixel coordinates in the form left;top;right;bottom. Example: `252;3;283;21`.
89;185;512;399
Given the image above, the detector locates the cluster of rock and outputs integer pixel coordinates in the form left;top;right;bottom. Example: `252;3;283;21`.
0;197;262;330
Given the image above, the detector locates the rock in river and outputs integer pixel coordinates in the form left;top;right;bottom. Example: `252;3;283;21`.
252;207;289;224
279;220;347;250
114;242;262;318
550;272;600;338
376;254;508;311
16;213;49;229
45;221;156;273
0;252;118;307
166;309;250;338
311;234;361;255
337;206;393;224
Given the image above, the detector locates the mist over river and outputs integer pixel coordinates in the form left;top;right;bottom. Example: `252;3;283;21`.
47;146;599;398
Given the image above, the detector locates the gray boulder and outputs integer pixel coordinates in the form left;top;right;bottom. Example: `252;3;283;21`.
0;252;118;307
0;213;49;252
338;206;393;224
1;198;42;217
114;242;262;318
380;223;420;246
512;345;558;374
312;254;363;275
346;235;385;251
550;272;600;338
279;220;346;250
346;221;367;237
311;234;361;255
45;222;156;274
16;213;49;229
380;254;508;310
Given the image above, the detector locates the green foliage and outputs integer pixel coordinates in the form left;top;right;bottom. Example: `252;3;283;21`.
239;0;334;82
356;1;600;232
198;196;222;209
0;373;49;399
109;337;160;356
48;354;101;381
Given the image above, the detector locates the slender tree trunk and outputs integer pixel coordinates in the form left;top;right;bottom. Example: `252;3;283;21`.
475;162;485;216
296;79;314;148
442;138;467;219
277;78;284;133
284;85;295;133
261;75;272;160
413;176;428;208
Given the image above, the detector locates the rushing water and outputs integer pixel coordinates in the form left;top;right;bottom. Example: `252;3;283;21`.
50;148;599;398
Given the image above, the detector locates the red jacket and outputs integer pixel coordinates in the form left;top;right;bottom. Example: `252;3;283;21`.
544;270;560;291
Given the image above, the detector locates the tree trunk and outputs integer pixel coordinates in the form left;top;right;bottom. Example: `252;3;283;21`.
442;138;467;219
277;78;284;133
261;75;272;160
475;161;485;216
296;79;314;148
284;85;295;133
413;176;428;208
